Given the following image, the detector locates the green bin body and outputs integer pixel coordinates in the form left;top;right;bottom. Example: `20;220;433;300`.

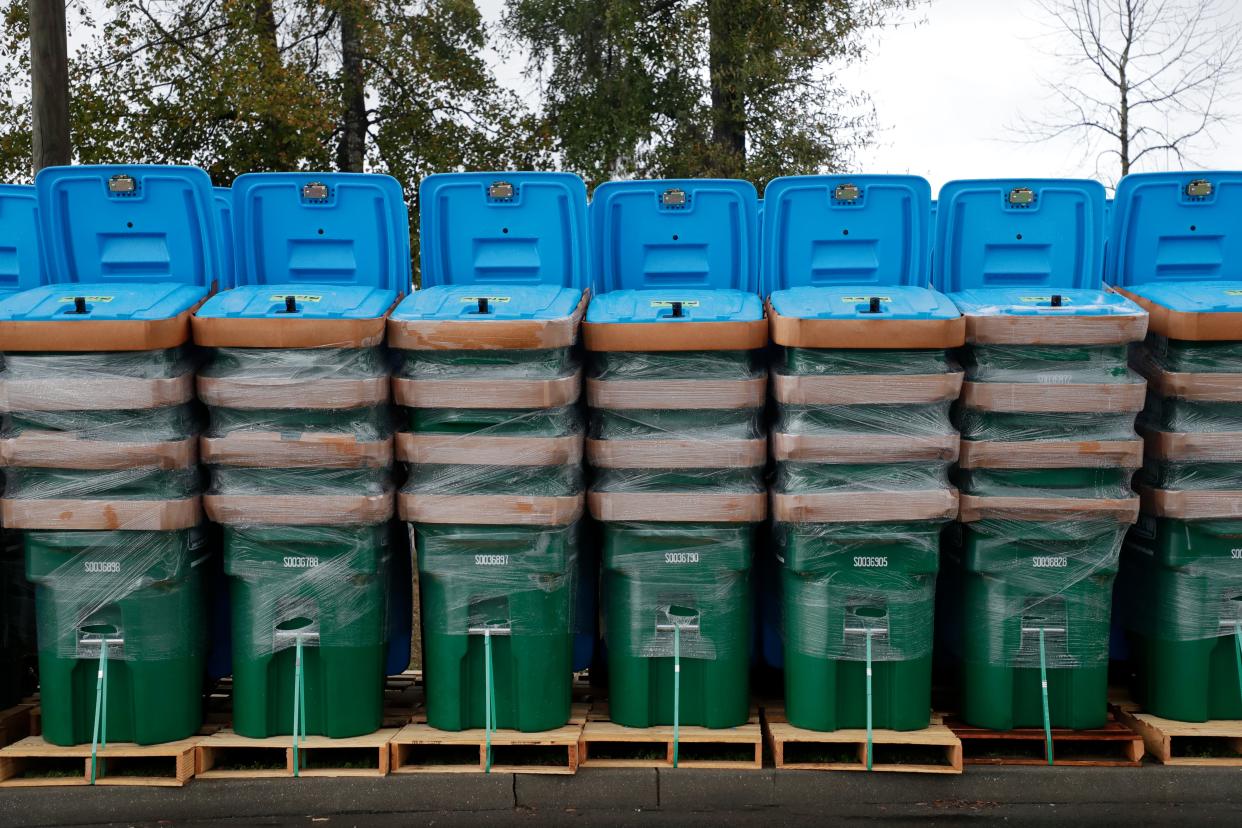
775;521;937;731
945;519;1124;730
601;522;753;729
25;528;208;745
224;523;389;738
416;522;577;732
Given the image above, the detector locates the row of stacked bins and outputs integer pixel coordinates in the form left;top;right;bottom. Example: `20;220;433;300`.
192;173;410;738
395;173;587;732
0;166;221;744
764;175;962;731
584;180;767;728
1109;172;1242;722
934;179;1149;730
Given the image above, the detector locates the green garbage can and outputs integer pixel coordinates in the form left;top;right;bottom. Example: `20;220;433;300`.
946;516;1126;730
601;521;754;728
415;522;577;732
25;527;209;746
775;521;938;731
224;523;390;738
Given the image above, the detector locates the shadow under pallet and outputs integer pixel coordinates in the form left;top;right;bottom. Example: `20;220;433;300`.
762;708;963;774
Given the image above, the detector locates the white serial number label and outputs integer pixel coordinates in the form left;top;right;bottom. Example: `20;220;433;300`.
283;556;320;568
1033;556;1068;568
84;561;121;573
1231;548;1242;559
854;556;888;567
475;554;510;566
665;552;700;564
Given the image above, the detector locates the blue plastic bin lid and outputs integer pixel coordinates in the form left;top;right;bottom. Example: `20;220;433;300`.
0;184;47;296
198;172;409;321
762;175;931;292
419;172;588;291
768;285;959;321
213;187;236;292
392;283;582;322
587;179;760;324
1109;171;1242;312
934;178;1107;293
4;165;219;322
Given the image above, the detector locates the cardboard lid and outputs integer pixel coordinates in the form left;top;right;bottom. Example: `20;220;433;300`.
590;178;759;294
419;171;588;291
213;187;235;291
762;175;931;292
35;164;219;292
934;178;1107;293
1109;171;1242;310
196;173;408;321
0;185;47;296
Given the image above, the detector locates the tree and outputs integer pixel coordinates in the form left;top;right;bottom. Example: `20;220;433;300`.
502;0;919;188
1031;0;1242;184
28;0;68;171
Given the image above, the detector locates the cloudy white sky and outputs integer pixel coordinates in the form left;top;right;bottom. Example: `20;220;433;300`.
476;0;1242;190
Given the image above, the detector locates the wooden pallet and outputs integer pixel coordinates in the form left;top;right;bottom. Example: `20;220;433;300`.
0;736;198;787
194;728;396;779
762;708;962;774
946;714;1144;766
0;704;34;749
1112;700;1242;766
389;704;587;774
579;705;763;769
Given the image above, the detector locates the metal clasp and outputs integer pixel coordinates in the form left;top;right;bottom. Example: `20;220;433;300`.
1186;179;1213;198
488;181;514;200
107;175;136;194
301;182;329;201
1008;187;1036;206
833;183;861;202
660;188;687;207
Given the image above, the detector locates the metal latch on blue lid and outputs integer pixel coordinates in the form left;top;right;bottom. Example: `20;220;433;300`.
107;174;136;194
487;181;514;200
661;188;687;207
1008;187;1036;206
833;183;861;202
301;182;329;201
1186;179;1213;197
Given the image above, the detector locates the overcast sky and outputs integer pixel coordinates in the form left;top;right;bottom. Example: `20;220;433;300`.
475;0;1242;190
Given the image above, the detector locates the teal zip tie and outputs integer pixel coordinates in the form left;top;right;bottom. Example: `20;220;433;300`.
1038;627;1053;766
89;641;108;785
1234;621;1242;711
673;624;681;769
865;629;874;772
293;635;305;778
484;629;495;774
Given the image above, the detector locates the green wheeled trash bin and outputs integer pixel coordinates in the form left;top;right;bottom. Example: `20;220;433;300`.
392;171;591;733
25;527;209;746
585;178;767;729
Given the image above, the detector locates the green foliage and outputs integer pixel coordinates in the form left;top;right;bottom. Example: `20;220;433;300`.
503;0;920;189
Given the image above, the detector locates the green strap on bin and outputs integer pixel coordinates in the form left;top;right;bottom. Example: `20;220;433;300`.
672;624;681;769
484;629;496;774
292;635;308;778
1234;621;1242;710
865;629;874;771
89;640;110;785
1038;627;1053;766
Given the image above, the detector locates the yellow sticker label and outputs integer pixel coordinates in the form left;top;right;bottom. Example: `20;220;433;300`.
1018;296;1072;303
1225;290;1242;296
840;296;891;303
649;300;700;308
462;296;511;303
57;296;113;303
269;294;322;303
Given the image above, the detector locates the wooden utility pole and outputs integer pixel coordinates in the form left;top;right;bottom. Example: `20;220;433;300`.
30;0;71;172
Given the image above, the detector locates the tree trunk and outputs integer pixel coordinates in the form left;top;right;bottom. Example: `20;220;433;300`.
337;1;368;172
707;0;745;176
30;0;71;172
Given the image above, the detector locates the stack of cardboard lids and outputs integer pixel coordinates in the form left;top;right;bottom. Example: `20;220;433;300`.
934;178;1148;523
391;172;588;526
0;165;220;531
1110;171;1242;519
764;174;963;524
583;179;767;523
194;172;409;525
